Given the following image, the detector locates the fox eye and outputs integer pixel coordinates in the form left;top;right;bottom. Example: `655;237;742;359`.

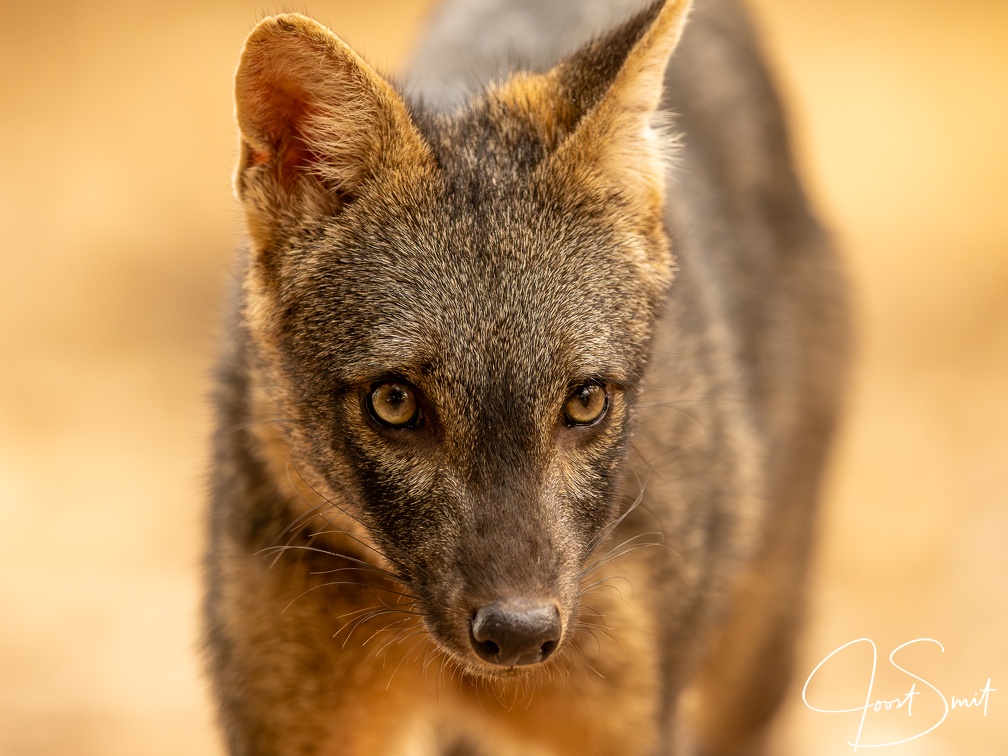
367;382;422;428
563;383;608;426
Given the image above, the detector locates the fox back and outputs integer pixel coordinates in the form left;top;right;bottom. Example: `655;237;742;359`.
205;1;847;754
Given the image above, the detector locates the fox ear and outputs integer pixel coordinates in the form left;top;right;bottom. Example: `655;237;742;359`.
546;0;691;211
234;13;431;248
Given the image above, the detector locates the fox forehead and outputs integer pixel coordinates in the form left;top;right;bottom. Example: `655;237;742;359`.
285;175;656;389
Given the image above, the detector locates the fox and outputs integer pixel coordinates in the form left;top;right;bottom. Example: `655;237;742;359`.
203;0;848;753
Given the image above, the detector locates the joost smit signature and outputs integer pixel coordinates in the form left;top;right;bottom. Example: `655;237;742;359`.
802;638;995;751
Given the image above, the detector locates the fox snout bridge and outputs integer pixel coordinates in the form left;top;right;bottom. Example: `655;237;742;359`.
469;602;562;666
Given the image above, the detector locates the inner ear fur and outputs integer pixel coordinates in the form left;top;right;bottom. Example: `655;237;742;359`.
542;0;691;214
233;14;432;242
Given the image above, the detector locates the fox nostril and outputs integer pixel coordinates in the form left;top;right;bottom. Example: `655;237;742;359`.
469;602;561;667
474;637;500;657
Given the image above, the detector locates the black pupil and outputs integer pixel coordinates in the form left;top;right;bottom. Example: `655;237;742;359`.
387;387;407;408
576;387;593;408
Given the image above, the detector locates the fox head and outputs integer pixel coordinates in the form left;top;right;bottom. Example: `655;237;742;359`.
233;0;690;676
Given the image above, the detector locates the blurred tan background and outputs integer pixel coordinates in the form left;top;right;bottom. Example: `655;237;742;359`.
0;1;1004;754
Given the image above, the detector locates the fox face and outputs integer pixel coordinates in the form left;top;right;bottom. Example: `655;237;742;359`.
234;1;691;676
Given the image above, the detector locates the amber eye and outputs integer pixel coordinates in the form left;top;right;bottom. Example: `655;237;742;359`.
563;383;608;426
367;382;421;428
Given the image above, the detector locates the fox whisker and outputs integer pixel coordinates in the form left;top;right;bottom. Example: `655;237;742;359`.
579;531;665;579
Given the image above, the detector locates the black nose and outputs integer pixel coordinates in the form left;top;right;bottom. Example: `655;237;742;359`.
469;601;562;666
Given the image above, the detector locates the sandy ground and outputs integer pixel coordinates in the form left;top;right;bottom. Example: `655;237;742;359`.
0;1;1005;754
